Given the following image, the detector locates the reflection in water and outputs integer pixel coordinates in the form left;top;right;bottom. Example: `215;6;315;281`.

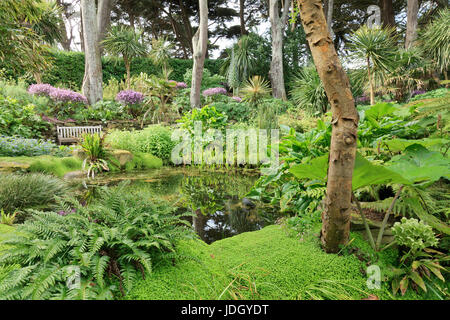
81;168;281;243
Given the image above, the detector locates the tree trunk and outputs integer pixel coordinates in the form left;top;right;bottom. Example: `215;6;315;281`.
269;0;289;101
380;0;395;27
190;0;209;108
326;0;334;35
240;0;247;35
297;0;359;253
367;57;375;105
124;56;131;89
56;0;72;50
81;0;103;105
405;0;419;49
97;0;113;53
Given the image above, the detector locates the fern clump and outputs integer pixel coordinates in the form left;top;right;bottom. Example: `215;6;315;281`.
0;183;194;300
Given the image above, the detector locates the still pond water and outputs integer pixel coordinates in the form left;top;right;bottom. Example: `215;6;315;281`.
81;168;281;244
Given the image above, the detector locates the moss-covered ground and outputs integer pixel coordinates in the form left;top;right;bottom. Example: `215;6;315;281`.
127;225;424;300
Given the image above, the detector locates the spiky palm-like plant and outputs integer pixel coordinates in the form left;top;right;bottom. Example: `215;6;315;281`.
221;35;258;94
420;8;450;79
290;65;328;115
149;36;174;78
102;26;148;89
348;25;398;105
240;75;271;105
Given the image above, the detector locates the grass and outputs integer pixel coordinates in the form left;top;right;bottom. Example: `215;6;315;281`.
0;155;83;177
126;225;425;300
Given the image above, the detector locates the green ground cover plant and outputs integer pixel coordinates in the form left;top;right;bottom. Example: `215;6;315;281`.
125;225;426;300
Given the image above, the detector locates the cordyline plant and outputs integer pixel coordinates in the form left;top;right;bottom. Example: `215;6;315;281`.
102;26;148;89
79;133;111;179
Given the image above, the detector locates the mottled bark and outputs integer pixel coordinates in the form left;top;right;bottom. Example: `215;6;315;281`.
190;0;208;108
405;0;419;49
297;0;359;253
81;0;103;105
269;0;290;101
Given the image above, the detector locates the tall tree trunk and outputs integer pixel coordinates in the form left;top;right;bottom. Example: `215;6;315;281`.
81;0;103;105
97;0;113;54
190;0;208;108
80;10;85;52
367;57;375;105
269;0;289;101
405;0;419;49
326;0;334;35
56;0;71;50
240;0;247;35
380;0;395;27
297;0;359;253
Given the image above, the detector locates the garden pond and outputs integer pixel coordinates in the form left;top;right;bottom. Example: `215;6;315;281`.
77;167;282;244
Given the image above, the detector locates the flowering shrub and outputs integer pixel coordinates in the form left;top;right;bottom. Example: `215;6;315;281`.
356;96;370;105
202;87;227;97
0;136;57;157
28;84;88;105
116;90;144;105
27;84;54;96
49;88;88;104
175;82;188;89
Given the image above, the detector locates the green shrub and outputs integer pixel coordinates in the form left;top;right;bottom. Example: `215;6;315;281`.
28;156;83;177
0;173;68;213
124;152;163;171
73;100;130;122
106;125;175;163
0;95;50;139
0;50;223;90
183;68;225;90
0;185;194;299
178;105;228;133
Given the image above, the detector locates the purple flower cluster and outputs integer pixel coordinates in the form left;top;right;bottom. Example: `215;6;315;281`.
176;82;188;89
50;88;88;104
202;87;227;97
356;96;370;104
115;90;144;105
232;96;242;103
411;90;426;97
0;136;55;157
57;208;76;216
28;84;88;104
28;84;54;96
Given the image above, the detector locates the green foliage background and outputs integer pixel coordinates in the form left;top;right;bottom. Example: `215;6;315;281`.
1;50;223;89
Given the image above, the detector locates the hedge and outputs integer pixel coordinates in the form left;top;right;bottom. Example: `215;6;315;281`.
1;50;223;90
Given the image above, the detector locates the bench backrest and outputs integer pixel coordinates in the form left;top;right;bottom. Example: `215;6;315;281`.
57;126;102;139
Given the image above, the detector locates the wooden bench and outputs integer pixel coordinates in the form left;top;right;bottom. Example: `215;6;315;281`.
57;126;102;145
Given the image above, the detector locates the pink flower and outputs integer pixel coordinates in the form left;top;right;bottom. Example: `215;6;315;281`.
202;87;227;97
116;90;144;105
28;84;54;96
232;96;242;103
49;88;88;104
